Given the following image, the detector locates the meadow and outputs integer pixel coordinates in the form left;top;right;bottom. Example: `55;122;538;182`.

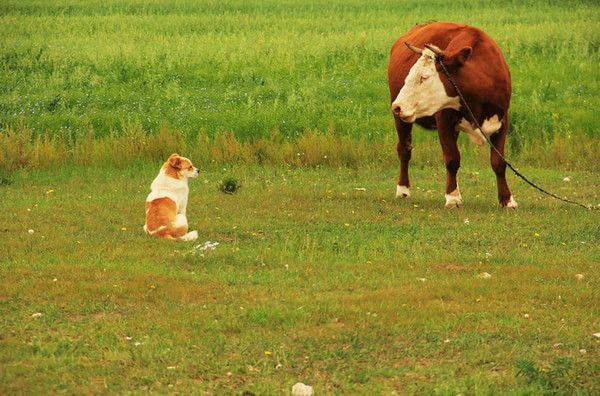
1;0;600;394
0;0;599;169
1;164;599;394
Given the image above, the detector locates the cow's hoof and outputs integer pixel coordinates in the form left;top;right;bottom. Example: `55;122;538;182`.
445;198;463;208
396;185;411;198
503;196;518;209
445;189;463;208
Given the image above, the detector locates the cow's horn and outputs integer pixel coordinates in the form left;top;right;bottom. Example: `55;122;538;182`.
424;43;444;57
404;42;423;55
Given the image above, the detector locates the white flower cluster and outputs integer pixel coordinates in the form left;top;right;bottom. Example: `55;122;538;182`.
195;241;219;251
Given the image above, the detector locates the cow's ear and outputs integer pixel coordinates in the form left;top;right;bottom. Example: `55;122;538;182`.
446;46;472;68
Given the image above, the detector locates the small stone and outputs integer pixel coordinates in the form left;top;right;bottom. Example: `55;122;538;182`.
292;383;314;396
575;274;584;281
562;176;571;182
28;229;34;234
31;312;43;318
553;343;563;348
478;272;492;279
593;332;600;338
416;277;427;282
579;349;587;354
523;313;530;319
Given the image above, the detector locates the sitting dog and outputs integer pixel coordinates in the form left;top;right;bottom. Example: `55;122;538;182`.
144;153;199;241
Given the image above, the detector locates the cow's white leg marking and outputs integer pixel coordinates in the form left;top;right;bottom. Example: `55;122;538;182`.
445;186;463;208
505;195;518;209
457;115;502;146
396;185;411;198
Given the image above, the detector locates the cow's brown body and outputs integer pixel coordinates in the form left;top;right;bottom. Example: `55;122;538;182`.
388;22;515;207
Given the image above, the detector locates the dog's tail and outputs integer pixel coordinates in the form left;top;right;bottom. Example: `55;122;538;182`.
144;224;167;236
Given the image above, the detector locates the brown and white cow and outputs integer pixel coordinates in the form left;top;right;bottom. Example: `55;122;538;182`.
388;22;517;208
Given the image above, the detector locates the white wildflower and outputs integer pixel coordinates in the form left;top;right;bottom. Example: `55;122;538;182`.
194;241;220;252
477;272;492;279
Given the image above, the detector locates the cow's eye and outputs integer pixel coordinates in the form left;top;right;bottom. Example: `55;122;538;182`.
420;75;430;83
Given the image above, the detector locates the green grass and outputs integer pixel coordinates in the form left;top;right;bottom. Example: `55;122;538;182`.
1;164;599;394
1;0;599;149
1;1;599;393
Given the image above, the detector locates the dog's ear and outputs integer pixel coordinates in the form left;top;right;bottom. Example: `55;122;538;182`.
168;154;182;169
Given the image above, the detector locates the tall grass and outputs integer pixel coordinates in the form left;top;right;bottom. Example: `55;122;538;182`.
1;121;597;171
0;0;599;170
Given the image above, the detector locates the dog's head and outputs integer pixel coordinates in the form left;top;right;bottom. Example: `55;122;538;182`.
162;153;199;179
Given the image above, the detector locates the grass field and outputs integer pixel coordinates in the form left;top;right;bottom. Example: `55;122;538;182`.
1;0;600;169
1;0;600;394
1;164;599;394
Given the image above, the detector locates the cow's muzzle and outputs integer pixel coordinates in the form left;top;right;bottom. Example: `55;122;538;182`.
391;103;416;123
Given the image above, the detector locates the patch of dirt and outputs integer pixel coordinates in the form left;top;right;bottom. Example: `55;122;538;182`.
432;263;469;272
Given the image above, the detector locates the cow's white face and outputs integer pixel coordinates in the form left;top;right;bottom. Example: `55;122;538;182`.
391;49;460;123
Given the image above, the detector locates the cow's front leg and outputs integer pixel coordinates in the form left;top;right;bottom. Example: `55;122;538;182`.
490;114;517;208
437;115;462;208
394;118;413;198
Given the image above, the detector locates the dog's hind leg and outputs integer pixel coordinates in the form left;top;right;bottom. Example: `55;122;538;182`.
170;214;197;240
179;230;199;241
173;214;188;229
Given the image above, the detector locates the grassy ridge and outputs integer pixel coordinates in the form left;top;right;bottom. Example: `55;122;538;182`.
1;0;599;168
0;165;599;393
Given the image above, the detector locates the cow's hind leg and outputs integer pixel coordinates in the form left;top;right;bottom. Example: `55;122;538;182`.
437;114;462;208
490;115;517;208
394;117;413;198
